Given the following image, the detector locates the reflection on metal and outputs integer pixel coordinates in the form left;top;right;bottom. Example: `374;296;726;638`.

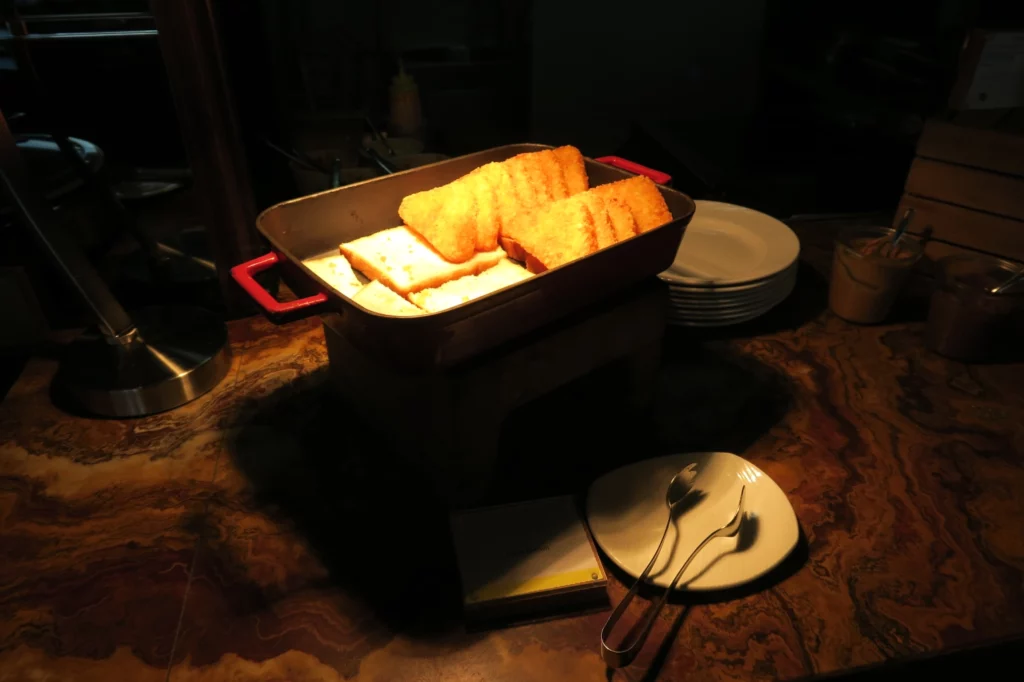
13;12;154;24
0;109;135;338
55;306;231;417
601;487;747;668
0;30;158;41
1;109;230;417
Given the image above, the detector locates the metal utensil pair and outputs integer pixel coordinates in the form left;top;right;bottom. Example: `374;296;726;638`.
600;467;746;668
990;267;1024;295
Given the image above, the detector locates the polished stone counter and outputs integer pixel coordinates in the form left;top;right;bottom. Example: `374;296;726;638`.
1;224;1022;681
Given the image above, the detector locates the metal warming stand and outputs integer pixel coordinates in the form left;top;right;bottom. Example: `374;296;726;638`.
0;110;230;417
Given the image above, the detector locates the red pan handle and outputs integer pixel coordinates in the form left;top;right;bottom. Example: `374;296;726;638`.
231;252;328;320
595;156;672;186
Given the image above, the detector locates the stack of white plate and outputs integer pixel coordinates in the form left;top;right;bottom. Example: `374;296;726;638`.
660;201;800;327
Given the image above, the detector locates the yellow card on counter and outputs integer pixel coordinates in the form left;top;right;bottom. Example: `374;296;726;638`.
450;496;607;611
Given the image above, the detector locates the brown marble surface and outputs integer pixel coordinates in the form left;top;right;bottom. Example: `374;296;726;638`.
2;223;1023;681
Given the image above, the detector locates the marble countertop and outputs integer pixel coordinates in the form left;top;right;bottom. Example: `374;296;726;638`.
2;224;1023;681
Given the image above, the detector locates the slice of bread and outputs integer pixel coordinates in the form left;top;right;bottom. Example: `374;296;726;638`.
340;226;506;295
500;235;528;262
302;252;365;298
593;175;672;233
409;259;532;312
352;280;424;316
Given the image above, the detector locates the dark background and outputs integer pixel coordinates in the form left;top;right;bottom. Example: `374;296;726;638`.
4;0;1022;217
1;0;1022;332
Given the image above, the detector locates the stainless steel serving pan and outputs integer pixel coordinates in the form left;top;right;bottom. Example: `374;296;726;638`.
232;144;695;370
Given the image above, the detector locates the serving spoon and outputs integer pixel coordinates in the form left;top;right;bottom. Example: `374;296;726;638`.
600;468;746;668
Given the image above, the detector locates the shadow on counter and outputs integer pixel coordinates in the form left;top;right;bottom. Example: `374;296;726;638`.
213;368;474;640
212;311;798;641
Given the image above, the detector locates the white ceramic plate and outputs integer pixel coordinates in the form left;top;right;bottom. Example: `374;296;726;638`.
666;264;798;298
667;273;796;309
669;302;776;318
668;297;785;314
587;452;799;591
669;307;775;324
661;201;800;287
668;279;795;322
666;262;798;295
669;303;775;320
667;304;788;326
669;311;774;327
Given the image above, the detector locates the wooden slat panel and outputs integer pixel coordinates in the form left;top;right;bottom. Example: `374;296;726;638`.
896;194;1024;262
904;158;1024;221
918;238;1022;268
918;119;1024;177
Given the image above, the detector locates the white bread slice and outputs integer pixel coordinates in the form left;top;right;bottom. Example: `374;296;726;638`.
339;226;506;295
409;259;532;312
352;280;423;316
302;253;366;298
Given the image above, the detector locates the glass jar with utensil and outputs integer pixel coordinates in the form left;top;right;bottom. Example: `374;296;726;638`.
829;225;924;324
925;256;1024;361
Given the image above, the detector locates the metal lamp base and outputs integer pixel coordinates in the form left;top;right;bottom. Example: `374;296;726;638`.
55;306;232;417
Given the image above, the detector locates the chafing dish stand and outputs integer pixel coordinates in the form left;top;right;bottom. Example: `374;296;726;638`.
323;282;667;505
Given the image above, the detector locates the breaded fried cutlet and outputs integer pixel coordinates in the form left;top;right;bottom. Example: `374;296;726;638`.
579;193;617;249
505;170;673;270
509;195;599;272
553;145;588;196
504;147;577;207
493;148;575;260
523;151;555;206
536;148;571;201
503;153;543;212
462;168;501;252
473;162;517;238
604;195;639;241
398;182;478;263
398;146;591;264
593;175;672;233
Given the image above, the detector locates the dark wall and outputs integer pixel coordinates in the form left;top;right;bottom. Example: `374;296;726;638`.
531;0;766;157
